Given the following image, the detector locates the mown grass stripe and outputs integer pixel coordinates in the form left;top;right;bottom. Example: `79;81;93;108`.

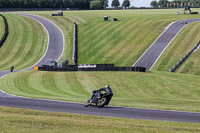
53;72;82;97
18;18;47;69
82;21;129;63
28;71;58;97
0;15;26;66
0;15;20;61
0;14;47;70
79;22;108;54
64;73;87;97
9;16;32;68
0;16;4;40
42;72;64;96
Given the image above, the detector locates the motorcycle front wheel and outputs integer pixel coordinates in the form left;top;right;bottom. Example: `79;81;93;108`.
97;98;108;108
84;102;90;107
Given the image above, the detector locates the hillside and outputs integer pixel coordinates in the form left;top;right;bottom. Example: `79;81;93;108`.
25;9;200;70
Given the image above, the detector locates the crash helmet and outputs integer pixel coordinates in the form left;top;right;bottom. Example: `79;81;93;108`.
105;85;110;88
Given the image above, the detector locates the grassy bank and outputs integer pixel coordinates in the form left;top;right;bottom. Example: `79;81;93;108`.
0;106;199;133
26;9;200;67
0;15;5;40
0;14;47;70
1;71;200;112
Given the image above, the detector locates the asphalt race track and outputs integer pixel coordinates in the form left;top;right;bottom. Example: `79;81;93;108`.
0;97;200;123
21;13;64;69
133;19;200;70
1;14;200;123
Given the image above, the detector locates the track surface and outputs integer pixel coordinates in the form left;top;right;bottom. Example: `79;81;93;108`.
1;14;200;123
133;19;200;70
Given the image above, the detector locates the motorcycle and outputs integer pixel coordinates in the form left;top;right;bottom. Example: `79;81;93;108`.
84;91;113;108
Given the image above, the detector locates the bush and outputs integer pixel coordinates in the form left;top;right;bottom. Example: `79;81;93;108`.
90;0;103;9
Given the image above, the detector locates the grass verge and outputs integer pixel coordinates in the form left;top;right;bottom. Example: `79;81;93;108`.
0;15;5;40
1;71;200;113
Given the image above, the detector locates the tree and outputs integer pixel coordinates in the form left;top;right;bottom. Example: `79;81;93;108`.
100;0;108;9
90;0;103;9
111;0;120;8
158;0;169;7
122;0;130;9
150;0;158;7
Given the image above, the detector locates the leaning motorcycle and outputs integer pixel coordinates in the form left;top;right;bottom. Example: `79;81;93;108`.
84;92;113;108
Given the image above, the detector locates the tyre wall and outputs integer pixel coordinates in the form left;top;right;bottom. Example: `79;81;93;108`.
169;40;200;72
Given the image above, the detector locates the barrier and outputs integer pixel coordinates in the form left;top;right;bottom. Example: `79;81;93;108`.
52;11;63;16
72;22;78;65
0;8;79;11
169;40;200;72
38;65;78;71
38;64;146;72
0;14;9;47
191;12;198;14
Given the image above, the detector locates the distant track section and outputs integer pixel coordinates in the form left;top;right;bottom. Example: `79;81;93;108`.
133;19;200;70
19;14;64;70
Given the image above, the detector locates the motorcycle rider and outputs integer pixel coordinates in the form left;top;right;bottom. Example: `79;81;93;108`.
88;85;113;104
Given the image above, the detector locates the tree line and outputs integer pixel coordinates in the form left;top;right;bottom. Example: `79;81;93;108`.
0;0;91;9
0;0;131;9
151;0;200;8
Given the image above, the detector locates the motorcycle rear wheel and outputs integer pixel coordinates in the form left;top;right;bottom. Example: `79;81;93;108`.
97;98;108;108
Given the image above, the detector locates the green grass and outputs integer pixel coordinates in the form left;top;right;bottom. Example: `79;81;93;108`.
1;70;200;112
0;14;47;70
25;9;200;67
0;15;5;40
2;9;200;129
0;106;200;133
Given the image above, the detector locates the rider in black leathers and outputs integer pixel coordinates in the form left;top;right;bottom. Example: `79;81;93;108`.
89;85;113;103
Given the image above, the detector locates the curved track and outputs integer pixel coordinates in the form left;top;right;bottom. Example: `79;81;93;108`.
0;14;200;123
133;19;200;70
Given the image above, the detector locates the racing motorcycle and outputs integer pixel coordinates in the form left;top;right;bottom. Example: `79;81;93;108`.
84;91;113;108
